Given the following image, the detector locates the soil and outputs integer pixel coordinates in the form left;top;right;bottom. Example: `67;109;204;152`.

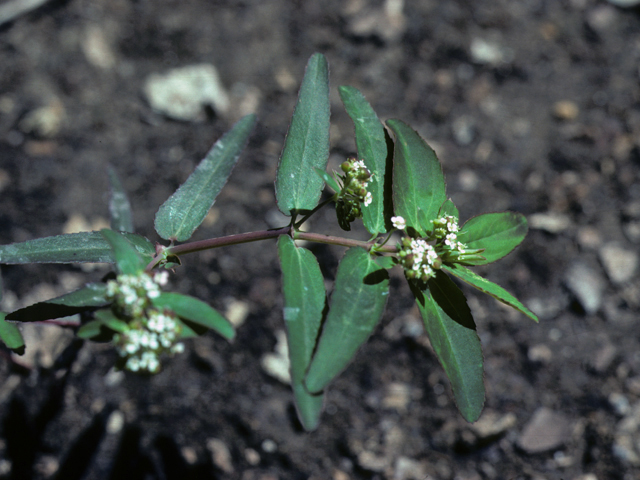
1;0;640;479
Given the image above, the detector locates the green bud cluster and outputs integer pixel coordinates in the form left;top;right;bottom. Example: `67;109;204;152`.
335;158;373;230
105;271;184;373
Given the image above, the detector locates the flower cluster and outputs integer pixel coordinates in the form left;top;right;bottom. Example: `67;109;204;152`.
432;215;467;260
106;271;167;317
397;236;441;282
335;158;373;230
106;271;183;373
392;215;477;281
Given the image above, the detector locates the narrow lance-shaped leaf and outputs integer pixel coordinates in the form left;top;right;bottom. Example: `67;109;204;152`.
305;247;389;394
155;114;257;242
458;212;528;265
386;119;446;236
7;283;110;322
442;263;539;322
276;53;330;216
151;292;235;341
0;312;25;354
108;166;134;233
412;275;485;422
0;232;155;264
101;229;146;275
277;235;325;431
339;85;389;235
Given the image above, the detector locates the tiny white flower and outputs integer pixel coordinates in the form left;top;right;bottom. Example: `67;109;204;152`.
364;192;372;207
126;357;140;372
391;216;406;230
154;271;169;286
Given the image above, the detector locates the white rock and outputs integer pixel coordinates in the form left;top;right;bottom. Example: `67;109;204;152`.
260;330;291;384
393;456;427;480
529;212;572;233
144;64;230;121
470;37;512;65
471;410;517;440
564;262;605;314
599;243;638;284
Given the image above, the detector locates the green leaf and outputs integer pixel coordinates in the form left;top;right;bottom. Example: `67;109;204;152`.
305;247;389;394
76;308;128;340
176;318;203;338
314;167;341;194
458;212;528;265
373;255;396;270
339;85;389;235
77;320;104;339
428;271;475;330
442;264;539;322
101;229;146;275
386;119;446;236
412;280;485;422
276;53;330;216
94;309;129;333
7;283;110;322
0;312;25;354
292;383;324;432
151;292;235;340
108;167;135;233
438;199;459;220
154;114;257;241
0;232;154;265
277;235;326;431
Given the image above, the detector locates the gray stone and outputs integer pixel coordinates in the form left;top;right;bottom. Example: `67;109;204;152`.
613;401;640;467
207;438;234;473
623;221;640;243
599;243;638;284
564;262;605;314
452;116;475;146
609;392;631;416
517;407;572;453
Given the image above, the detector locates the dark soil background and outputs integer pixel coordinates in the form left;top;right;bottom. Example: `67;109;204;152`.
1;1;640;479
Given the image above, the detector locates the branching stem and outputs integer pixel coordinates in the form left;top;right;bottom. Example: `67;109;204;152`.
146;225;398;271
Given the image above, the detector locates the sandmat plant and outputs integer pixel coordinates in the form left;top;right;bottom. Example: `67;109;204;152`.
0;53;538;431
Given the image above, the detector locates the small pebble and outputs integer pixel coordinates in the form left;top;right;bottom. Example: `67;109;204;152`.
553;100;579;120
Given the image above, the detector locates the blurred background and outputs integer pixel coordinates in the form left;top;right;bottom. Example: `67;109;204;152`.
1;0;640;478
